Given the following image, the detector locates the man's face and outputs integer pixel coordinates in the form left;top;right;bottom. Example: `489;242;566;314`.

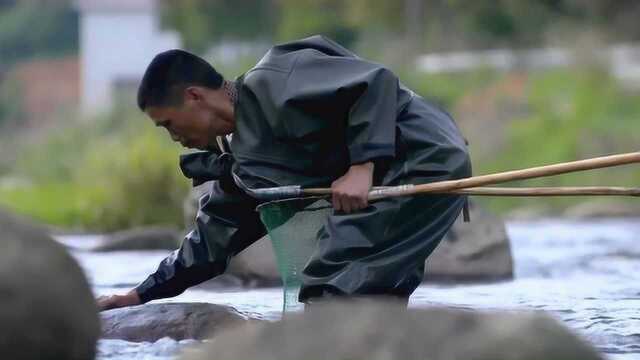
145;87;233;150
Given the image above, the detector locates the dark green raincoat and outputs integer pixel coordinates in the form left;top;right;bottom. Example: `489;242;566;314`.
135;35;471;303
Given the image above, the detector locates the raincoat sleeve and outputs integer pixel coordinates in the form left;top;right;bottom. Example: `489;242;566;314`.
133;152;264;303
287;53;399;164
178;150;237;192
133;181;265;303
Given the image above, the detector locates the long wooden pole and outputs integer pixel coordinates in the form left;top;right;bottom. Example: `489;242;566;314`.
450;186;640;197
301;152;640;199
302;186;640;199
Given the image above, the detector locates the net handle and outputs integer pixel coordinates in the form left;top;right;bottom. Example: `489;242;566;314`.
303;152;640;200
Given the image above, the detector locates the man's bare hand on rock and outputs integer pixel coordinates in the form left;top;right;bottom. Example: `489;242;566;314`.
96;290;141;311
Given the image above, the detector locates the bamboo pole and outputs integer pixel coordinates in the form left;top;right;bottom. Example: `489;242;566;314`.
450;186;640;197
302;152;640;200
302;186;640;199
409;152;640;194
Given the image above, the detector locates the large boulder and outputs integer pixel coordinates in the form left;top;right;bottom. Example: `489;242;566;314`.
427;200;514;281
0;208;100;360
92;226;182;252
182;300;603;360
101;303;252;342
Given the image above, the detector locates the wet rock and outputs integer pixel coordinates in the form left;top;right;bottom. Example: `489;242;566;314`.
101;303;251;342
564;199;640;219
182;300;603;360
93;226;182;251
427;200;514;281
0;208;100;359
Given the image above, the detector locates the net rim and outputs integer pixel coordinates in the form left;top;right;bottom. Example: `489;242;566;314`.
255;196;331;213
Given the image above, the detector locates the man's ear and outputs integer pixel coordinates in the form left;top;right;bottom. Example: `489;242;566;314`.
184;86;203;103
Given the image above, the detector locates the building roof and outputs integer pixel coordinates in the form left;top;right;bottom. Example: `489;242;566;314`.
75;0;156;13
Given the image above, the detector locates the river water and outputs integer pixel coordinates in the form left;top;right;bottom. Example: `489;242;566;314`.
61;218;640;360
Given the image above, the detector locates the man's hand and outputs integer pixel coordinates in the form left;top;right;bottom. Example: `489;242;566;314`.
331;162;374;213
96;290;141;312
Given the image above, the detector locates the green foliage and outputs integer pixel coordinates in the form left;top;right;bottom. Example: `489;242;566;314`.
398;68;498;109
3;111;190;231
160;0;277;53
74;124;189;231
0;1;77;68
476;68;640;213
276;0;357;46
0;72;23;129
0;183;95;228
159;0;640;55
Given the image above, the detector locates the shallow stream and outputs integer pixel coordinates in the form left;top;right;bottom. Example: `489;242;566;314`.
61;218;640;360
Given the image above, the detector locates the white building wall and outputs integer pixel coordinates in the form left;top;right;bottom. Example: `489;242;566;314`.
80;11;180;113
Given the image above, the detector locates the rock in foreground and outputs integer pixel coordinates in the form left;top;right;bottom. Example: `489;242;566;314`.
101;303;252;342
0;208;100;360
183;300;602;360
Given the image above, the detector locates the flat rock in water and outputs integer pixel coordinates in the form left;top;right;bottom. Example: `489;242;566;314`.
101;303;252;342
92;226;182;251
427;200;514;281
0;208;100;359
181;300;603;360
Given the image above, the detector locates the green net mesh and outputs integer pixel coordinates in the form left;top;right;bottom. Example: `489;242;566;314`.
256;197;332;314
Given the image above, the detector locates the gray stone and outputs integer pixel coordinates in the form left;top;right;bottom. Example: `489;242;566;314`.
92;226;182;251
0;208;100;360
427;200;514;281
226;236;281;286
101;303;251;342
182;300;603;360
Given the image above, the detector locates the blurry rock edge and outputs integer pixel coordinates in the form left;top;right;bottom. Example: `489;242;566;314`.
0;207;100;360
181;300;603;360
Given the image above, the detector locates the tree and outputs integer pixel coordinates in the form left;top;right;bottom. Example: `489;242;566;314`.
160;0;278;54
0;1;77;69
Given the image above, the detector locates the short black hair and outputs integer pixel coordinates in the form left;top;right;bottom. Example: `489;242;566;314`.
137;49;224;111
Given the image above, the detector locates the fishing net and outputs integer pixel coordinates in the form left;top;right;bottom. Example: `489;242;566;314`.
256;197;332;313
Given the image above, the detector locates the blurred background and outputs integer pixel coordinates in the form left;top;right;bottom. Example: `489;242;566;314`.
1;0;639;233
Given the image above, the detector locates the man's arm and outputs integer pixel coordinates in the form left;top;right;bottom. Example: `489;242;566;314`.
97;181;266;311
